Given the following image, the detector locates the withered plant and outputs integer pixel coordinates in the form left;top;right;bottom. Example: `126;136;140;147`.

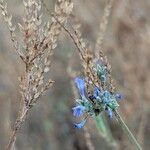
0;0;73;149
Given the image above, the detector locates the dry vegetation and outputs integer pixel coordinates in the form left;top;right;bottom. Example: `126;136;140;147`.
0;0;149;150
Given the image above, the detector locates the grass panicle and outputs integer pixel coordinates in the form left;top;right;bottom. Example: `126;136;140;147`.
0;0;73;149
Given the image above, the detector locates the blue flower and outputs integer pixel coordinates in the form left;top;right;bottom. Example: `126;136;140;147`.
74;77;85;99
102;91;110;104
93;87;101;99
74;119;87;129
89;95;95;100
103;90;110;98
72;105;85;117
89;87;101;100
115;93;123;101
106;107;113;119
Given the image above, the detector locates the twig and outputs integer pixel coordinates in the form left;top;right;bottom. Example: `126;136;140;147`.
6;107;29;150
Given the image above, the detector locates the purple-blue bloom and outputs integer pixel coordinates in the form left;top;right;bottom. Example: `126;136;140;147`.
73;74;121;127
89;95;95;100
74;119;87;129
115;93;123;101
74;77;85;99
106;107;113;119
93;87;101;99
72;105;85;117
88;87;101;100
103;91;110;98
102;90;110;103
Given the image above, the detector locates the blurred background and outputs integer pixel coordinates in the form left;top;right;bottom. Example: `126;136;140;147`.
0;0;150;149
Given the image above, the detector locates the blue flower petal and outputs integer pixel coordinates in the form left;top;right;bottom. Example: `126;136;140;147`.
106;107;113;119
74;119;87;129
88;87;101;101
93;87;101;98
89;95;95;100
103;90;110;98
74;77;85;99
115;93;123;101
102;90;110;104
72;105;85;117
102;97;109;104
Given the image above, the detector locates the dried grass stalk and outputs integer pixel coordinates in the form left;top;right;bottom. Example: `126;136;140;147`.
0;0;73;149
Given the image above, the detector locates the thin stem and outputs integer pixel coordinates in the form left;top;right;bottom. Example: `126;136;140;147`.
52;14;98;88
6;107;29;150
113;109;142;150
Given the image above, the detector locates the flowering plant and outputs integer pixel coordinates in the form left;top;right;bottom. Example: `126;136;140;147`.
72;63;123;128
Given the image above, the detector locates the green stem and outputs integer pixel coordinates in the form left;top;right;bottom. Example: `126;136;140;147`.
113;109;142;150
94;115;118;147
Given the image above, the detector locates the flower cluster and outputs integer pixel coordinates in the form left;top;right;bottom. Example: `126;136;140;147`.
72;63;123;129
